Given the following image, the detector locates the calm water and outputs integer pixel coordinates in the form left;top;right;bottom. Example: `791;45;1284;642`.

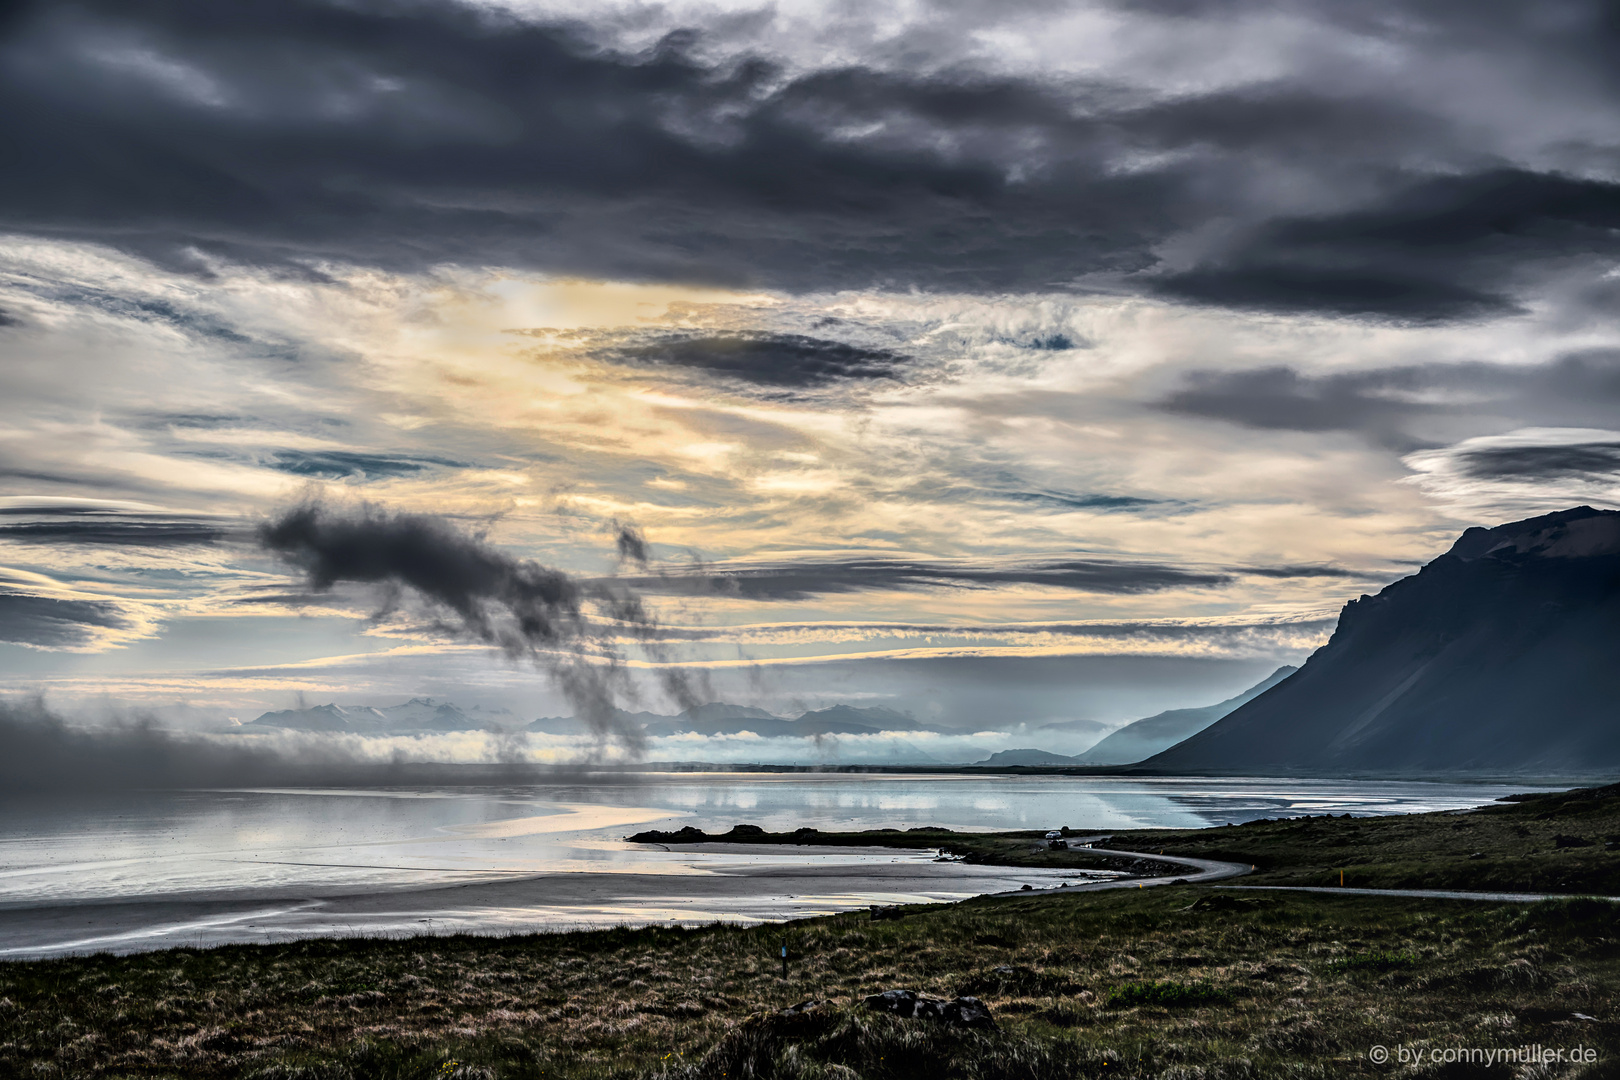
0;774;1554;956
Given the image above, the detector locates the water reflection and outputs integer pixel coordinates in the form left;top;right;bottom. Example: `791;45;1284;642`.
0;773;1556;957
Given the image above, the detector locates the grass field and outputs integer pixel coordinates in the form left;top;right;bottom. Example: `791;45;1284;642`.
4;784;1619;1079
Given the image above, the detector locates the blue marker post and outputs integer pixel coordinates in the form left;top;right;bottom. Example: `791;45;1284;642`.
780;943;788;979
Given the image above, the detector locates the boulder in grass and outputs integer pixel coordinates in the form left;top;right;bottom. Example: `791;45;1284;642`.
940;997;996;1029
862;989;995;1029
1554;834;1595;848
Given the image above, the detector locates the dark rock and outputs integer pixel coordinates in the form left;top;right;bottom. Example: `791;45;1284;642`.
862;989;995;1029
864;988;926;1017
626;826;710;844
940;997;995;1029
779;999;831;1017
869;904;906;921
1554;834;1596;848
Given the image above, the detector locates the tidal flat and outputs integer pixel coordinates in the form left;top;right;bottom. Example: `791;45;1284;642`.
4;785;1619;1079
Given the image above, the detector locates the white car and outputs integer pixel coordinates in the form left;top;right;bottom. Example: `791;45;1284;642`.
1044;830;1063;840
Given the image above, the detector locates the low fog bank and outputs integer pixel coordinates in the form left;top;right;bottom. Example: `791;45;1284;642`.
0;696;1145;795
0;698;572;796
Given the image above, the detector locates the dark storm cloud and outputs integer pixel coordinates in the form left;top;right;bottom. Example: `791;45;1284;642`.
1155;170;1620;322
599;332;907;388
266;450;468;480
0;0;1164;291
0;592;131;648
258;501;707;748
1155;264;1509;323
1454;442;1620;483
620;556;1233;600
1157;350;1620;448
2;0;1615;315
260;502;592;655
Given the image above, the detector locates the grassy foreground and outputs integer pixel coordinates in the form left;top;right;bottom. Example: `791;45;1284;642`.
3;889;1618;1079
1103;783;1620;895
4;785;1620;1079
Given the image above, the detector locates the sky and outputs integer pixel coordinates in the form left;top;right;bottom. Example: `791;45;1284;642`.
1;0;1618;754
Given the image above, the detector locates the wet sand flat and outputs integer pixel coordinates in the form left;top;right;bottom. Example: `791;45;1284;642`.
0;847;1096;958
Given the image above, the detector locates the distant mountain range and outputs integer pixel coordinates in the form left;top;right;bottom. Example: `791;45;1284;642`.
246;697;507;733
1143;507;1620;777
248;698;924;738
1067;665;1297;764
971;666;1297;767
529;702;922;738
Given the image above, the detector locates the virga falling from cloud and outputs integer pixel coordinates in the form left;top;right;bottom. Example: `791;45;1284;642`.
259;499;671;750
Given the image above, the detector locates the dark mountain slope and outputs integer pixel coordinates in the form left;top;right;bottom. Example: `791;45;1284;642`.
1142;507;1620;777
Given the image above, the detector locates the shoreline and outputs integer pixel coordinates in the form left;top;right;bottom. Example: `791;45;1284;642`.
5;785;1619;1076
0;847;1093;961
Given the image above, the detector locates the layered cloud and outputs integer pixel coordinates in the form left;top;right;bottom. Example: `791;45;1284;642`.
1;0;1618;317
0;0;1617;740
0;593;138;651
619;556;1236;600
1405;429;1620;518
1158;351;1620;452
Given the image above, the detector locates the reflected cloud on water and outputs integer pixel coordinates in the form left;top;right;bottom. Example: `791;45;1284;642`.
0;773;1557;957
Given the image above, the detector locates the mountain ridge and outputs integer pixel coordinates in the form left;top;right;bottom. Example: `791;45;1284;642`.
1068;665;1298;764
247;699;925;738
1142;506;1620;777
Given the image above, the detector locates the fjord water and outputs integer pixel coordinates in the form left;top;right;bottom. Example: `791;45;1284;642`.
0;774;1551;958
